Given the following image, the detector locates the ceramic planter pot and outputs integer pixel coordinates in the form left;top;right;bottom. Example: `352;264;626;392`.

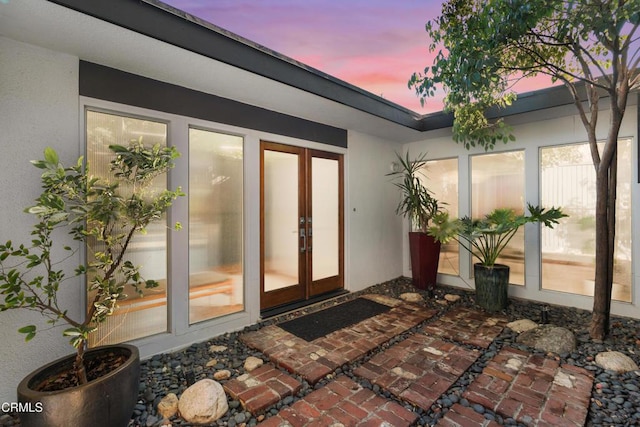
408;232;441;292
17;344;140;427
474;263;510;312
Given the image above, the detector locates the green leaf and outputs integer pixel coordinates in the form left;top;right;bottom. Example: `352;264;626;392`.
43;147;59;166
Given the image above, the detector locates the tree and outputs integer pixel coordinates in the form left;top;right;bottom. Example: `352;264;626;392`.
0;142;183;385
410;0;639;340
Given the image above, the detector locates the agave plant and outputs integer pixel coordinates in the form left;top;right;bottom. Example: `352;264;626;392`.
0;142;183;385
428;204;567;266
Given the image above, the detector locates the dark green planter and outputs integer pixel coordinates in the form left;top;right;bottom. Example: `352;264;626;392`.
17;344;140;427
474;263;509;312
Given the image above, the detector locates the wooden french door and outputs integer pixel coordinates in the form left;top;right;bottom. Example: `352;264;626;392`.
260;141;344;310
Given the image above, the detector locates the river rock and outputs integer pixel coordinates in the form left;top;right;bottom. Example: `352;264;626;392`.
444;294;461;303
209;345;228;353
213;369;232;380
400;292;423;303
516;325;576;354
595;351;639;373
507;319;539;333
157;393;179;419
178;379;228;424
244;356;264;372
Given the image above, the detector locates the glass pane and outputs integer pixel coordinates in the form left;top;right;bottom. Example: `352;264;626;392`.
422;158;459;275
540;139;632;302
264;150;299;291
86;110;168;346
189;128;244;324
471;151;525;285
312;157;339;280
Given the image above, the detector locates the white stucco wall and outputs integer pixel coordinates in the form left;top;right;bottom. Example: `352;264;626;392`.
0;34;406;404
404;102;640;319
0;36;82;403
346;131;404;291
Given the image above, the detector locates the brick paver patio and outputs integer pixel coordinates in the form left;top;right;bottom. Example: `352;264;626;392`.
241;295;436;384
354;333;480;410
258;376;418;427
224;363;302;415
461;346;593;427
228;296;593;426
422;306;508;348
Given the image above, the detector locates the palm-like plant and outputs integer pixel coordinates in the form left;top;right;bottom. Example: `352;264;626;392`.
429;204;566;266
388;151;440;233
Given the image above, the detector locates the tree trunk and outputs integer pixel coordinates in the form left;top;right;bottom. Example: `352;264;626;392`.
589;109;622;340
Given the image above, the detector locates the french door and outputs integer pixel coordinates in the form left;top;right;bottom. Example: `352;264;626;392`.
260;141;344;310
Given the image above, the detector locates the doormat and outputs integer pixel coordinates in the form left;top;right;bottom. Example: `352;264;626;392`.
278;298;391;342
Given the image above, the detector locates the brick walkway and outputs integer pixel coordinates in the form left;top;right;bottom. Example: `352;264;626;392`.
354;333;480;410
241;295;436;384
229;297;593;426
461;346;593;426
258;376;418;427
422;306;508;348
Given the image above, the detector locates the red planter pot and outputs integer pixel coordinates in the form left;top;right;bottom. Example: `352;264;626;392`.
408;232;441;292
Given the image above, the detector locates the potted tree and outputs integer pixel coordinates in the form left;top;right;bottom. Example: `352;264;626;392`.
429;204;566;311
388;151;446;293
0;142;183;427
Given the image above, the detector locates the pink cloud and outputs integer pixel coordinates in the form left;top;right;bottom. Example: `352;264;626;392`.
162;0;554;113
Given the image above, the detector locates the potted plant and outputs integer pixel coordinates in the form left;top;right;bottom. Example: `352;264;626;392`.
388;151;446;293
0;142;183;427
429;204;566;311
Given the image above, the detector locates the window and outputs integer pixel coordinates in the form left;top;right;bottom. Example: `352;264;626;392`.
189;128;244;323
540;139;632;302
86;110;169;346
421;158;459;275
471;151;525;285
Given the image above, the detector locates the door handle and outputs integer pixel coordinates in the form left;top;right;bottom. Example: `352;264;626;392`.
300;228;306;253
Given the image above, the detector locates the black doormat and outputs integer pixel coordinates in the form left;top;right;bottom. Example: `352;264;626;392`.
278;298;391;342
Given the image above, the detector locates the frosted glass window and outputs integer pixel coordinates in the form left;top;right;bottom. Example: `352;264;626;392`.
471;151;525;285
422;158;459;275
312;157;339;280
189;128;244;324
540;139;632;302
263;150;300;291
86;110;168;346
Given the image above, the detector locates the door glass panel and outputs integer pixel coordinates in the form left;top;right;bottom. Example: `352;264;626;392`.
86;110;168;346
189;128;244;324
422;158;459;276
540;139;632;302
312;157;339;280
264;150;300;291
471;151;525;285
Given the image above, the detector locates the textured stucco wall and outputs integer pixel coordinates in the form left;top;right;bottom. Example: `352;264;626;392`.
0;36;82;404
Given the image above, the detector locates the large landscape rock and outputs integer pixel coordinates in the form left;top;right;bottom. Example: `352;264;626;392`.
595;351;639;373
516;325;576;354
178;379;228;424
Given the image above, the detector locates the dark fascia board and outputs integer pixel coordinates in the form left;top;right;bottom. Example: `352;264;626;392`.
47;0;422;129
416;84;580;132
47;0;594;134
79;61;348;148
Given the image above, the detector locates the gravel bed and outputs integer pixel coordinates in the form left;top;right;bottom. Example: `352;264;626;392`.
2;277;639;426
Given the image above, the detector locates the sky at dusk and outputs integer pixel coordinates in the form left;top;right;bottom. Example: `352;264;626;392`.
161;0;555;114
